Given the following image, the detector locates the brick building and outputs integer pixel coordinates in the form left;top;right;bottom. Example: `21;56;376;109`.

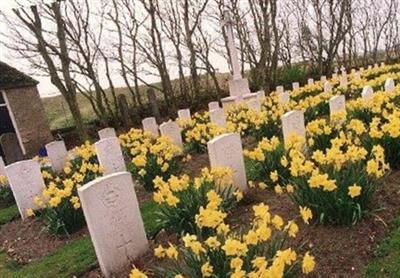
0;61;53;162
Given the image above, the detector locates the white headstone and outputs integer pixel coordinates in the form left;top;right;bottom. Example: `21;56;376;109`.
177;109;191;120
354;71;361;81
228;79;251;96
0;156;6;176
340;75;348;88
381;62;385;67
384;78;395;93
320;76;327;83
243;93;257;101
361;86;374;102
221;96;238;111
278;91;290;104
207;133;247;191
99;128;117;139
208;101;220;111
78;172;148;278
276;86;284;94
95;137;127;175
142;117;159;137
332;73;338;79
5;160;46;219
210;108;227;128
45;140;68;173
247;98;261;112
159;121;183;148
256;90;265;101
307;78;314;85
324;81;332;93
374;63;379;69
281;110;306;144
368;65;372;70
292;82;300;91
329;95;346;116
360;67;364;72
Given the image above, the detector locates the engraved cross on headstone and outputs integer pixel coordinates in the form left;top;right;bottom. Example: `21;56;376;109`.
221;10;242;80
116;232;135;259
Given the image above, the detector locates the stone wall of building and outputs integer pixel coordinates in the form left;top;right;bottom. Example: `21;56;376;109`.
5;86;53;157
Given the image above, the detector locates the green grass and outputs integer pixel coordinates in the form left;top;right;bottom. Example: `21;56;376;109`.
365;218;400;277
0;205;19;225
0;200;159;277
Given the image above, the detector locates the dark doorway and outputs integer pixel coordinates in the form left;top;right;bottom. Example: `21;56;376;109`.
0;93;16;158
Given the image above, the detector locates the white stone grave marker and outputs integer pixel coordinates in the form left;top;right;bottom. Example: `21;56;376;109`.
177;109;191;120
247;98;261;112
307;78;314;85
99;128;117;139
95;137;127;175
207;133;247;191
78;172;148;278
142;117;159;137
278;91;290;104
361;86;374;102
256;90;265;100
5;160;46;219
221;96;238;111
45;140;68;173
159;121;183;148
324;81;332;93
0;156;6;176
208;101;220;111
281;110;306;144
329;95;346;116
292;82;300;91
320;76;327;83
384;78;395;93
276;86;284;94
210;108;227;128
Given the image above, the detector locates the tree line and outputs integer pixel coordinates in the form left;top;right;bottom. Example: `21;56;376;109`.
1;0;399;138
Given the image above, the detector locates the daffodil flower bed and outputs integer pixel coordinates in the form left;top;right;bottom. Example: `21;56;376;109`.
120;129;183;191
289;135;389;225
153;167;241;236
31;142;103;235
226;100;284;141
130;202;316;278
0;175;14;206
178;112;226;153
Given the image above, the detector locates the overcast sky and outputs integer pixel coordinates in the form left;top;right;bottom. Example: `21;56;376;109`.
0;0;230;98
0;0;61;97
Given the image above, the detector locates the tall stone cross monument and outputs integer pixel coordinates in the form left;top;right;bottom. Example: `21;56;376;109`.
222;10;250;97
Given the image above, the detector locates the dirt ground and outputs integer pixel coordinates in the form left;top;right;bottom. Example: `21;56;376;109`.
0;154;399;277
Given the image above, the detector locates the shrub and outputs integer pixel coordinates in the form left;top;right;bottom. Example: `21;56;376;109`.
120;129;183;191
278;64;307;87
153;167;239;237
131;202;316;278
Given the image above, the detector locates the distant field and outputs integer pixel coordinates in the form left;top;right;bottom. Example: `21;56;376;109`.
42;87;137;130
41;73;231;130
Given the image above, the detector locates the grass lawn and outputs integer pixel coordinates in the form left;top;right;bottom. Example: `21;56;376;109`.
0;205;18;225
365;218;400;277
0;200;159;277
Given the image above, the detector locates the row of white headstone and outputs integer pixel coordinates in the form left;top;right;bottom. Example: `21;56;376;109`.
1;65;396;277
1;123;249;277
